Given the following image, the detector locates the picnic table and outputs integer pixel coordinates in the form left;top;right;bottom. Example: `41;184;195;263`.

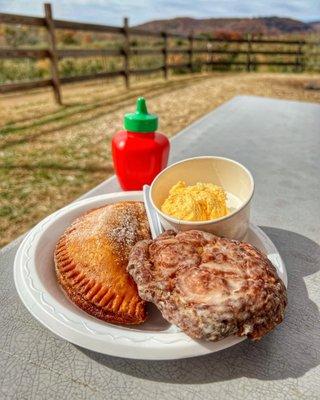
1;95;320;399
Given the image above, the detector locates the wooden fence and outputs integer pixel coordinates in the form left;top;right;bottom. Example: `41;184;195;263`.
0;3;319;104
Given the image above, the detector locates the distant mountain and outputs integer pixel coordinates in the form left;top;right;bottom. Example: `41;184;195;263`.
136;17;319;36
309;21;320;32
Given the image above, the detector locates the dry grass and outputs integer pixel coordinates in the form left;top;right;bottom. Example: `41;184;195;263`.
1;71;320;247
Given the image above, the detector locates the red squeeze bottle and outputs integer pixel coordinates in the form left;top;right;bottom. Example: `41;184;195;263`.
112;97;170;191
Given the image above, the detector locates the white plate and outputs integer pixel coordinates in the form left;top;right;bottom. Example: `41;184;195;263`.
14;192;288;360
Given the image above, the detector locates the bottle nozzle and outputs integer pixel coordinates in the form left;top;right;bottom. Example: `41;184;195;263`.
124;97;158;132
136;97;148;114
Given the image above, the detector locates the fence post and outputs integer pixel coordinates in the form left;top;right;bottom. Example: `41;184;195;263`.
123;17;130;88
210;39;214;70
162;31;168;80
188;31;194;73
296;40;304;72
300;41;305;72
44;3;62;105
246;33;252;72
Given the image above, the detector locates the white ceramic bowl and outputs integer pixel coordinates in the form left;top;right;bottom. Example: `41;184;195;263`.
150;156;254;240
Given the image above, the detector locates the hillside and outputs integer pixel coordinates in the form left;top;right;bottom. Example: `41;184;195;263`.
136;16;318;36
309;21;320;32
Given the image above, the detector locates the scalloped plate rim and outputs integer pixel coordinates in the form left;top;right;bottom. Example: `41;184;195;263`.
14;191;287;360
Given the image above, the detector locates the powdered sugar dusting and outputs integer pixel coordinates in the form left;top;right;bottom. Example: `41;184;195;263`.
67;201;150;262
107;204;148;259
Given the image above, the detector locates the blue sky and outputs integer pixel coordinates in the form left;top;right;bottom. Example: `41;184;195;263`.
0;0;319;25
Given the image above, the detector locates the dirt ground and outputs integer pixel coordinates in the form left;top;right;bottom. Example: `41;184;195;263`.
1;71;320;247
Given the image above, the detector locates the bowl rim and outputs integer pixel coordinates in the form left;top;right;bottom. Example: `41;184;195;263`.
150;155;255;225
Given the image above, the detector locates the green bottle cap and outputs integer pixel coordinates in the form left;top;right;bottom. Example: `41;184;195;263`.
124;97;158;133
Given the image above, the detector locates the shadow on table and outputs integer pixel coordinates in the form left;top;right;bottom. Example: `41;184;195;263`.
79;227;320;384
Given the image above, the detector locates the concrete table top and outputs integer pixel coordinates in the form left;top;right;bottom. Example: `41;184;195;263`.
1;95;320;400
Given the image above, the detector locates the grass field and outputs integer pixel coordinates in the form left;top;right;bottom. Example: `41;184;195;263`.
1;71;320;247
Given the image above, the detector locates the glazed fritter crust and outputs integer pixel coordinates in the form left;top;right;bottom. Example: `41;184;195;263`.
128;230;287;341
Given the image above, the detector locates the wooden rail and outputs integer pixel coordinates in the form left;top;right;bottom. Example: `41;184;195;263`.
0;3;319;103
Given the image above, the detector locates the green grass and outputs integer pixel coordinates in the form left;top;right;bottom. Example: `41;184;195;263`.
1;72;319;247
